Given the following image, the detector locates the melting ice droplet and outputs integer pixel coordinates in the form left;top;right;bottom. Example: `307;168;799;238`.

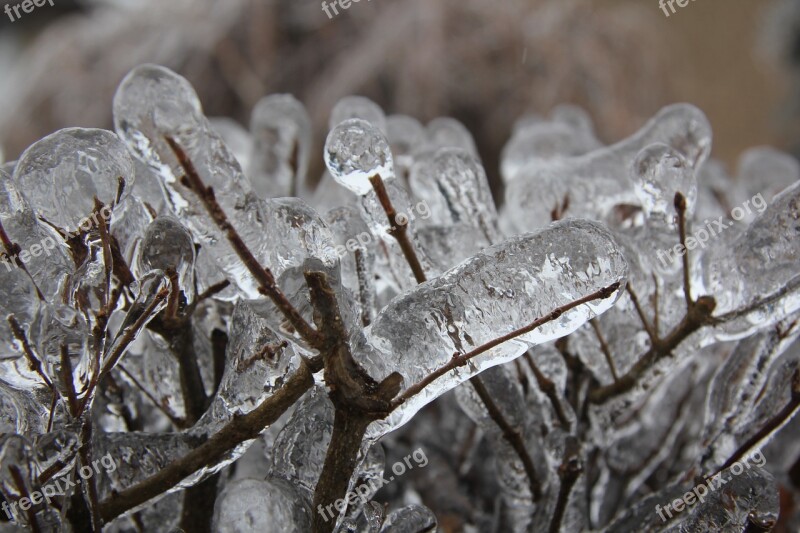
324;119;394;195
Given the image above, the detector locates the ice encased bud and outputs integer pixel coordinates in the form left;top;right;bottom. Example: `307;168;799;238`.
138;217;196;301
324;119;394;195
13;128;134;231
632;143;696;220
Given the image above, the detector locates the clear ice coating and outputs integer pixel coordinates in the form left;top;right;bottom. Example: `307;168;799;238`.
324;118;395;195
386;114;425;177
211;477;312;532
207;299;299;422
703;180;800;318
632;143;697;222
502;104;711;233
13;128;135;231
422;117;479;157
501;105;601;183
114;64;339;299
359;219;628;434
329;95;388;134
31;303;93;400
408;147;499;242
248;94;312;198
0;168;72;300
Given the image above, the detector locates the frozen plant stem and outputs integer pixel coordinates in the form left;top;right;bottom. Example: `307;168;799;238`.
710;369;800;478
369;185;545;502
523;352;570;429
8;315;54;390
165;136;322;348
98;357;320;522
589;319;619;383
305;271;401;533
368;174;427;284
469;378;542;500
675;192;693;306
588;194;720;404
393;282;622;409
548;440;581;533
587;295;716;403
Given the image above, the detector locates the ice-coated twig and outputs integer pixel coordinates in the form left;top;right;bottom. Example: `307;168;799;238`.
393;282;622;409
78;415;102;531
0;219;45;301
354;248;372;327
164;136;322;347
117;364;185;428
78;286;169;416
627;284;658;346
9;464;42;533
60;344;80;418
368;174;427;284
98;356;320;522
8;315;54;390
469;377;542;500
674;192;694;307
304;271;401;533
368;186;548;503
709;368;800;479
587;295;716;404
523;352;571;429
589;318;619;383
548;439;581;533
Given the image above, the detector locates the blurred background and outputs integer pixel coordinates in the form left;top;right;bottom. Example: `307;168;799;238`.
0;0;797;197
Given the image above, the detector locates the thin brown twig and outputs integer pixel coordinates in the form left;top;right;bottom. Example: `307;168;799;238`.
78;416;102;531
627;285;658;346
354;248;372;327
523;352;571;429
548;440;582;533
709;369;800;479
117;364;185;428
8;315;54;389
470;377;542;500
587;295;716;404
674;192;693;307
9;465;42;533
368;174;427;284
589;318;619;383
59;344;80;418
76;287;169;416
